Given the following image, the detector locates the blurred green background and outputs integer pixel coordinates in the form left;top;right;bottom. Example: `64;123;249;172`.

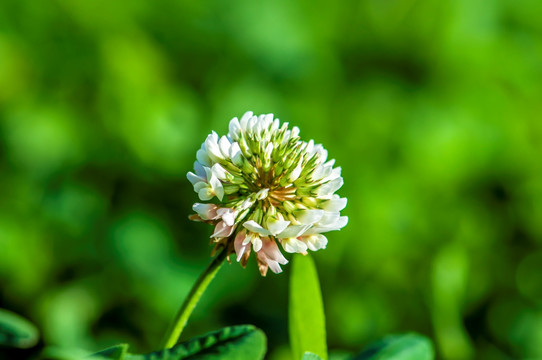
1;0;542;359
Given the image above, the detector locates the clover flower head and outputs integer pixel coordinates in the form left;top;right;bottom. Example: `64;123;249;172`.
187;111;347;276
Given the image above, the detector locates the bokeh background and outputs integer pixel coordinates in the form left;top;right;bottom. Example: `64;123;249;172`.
1;0;542;359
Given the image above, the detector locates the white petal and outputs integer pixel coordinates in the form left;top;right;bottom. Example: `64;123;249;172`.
211;163;228;181
198;187;214;201
316;177;344;197
204;132;223;162
318;211;340;227
276;224;310;238
289;163;302;182
248;116;258;132
243;220;271;236
303;216;348;235
196;149;211;167
209;175;224;201
325;167;342;181
187;172;204;186
239;111;253;130
322;197;347;212
229;142;243;166
194;161;206;178
217;208;236;226
252;237;263;252
194;182;208;193
218;136;231;157
228;117;242;139
304;234;328;251
267;219;290;236
282;238;308;253
336;216;348;229
294;209;325;225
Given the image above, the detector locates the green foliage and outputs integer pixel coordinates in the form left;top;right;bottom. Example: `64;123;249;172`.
90;325;266;360
353;334;434;360
0;308;39;349
91;344;129;360
303;352;324;360
1;0;542;359
289;254;327;360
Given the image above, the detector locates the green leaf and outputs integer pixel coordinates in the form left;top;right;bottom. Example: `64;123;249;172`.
89;325;266;360
0;308;39;348
353;333;434;360
303;352;324;360
289;254;327;360
90;344;129;360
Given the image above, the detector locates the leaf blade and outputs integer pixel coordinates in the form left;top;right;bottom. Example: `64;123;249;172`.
289;254;327;360
353;333;434;360
0;308;39;349
126;325;266;360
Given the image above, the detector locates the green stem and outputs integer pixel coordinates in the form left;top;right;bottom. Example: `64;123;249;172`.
162;248;228;349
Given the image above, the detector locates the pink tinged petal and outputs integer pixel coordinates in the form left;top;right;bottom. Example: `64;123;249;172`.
256;239;284;274
267;260;282;274
322;197;347;212
211;221;234;238
196;149;211;167
243;220;272;236
266;219;290;236
294;209;325;225
257;251;282;274
276;224;310;238
261;238;288;265
192;203;219;220
234;231;249;262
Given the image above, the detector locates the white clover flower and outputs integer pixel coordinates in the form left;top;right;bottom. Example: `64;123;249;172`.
187;111;348;276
